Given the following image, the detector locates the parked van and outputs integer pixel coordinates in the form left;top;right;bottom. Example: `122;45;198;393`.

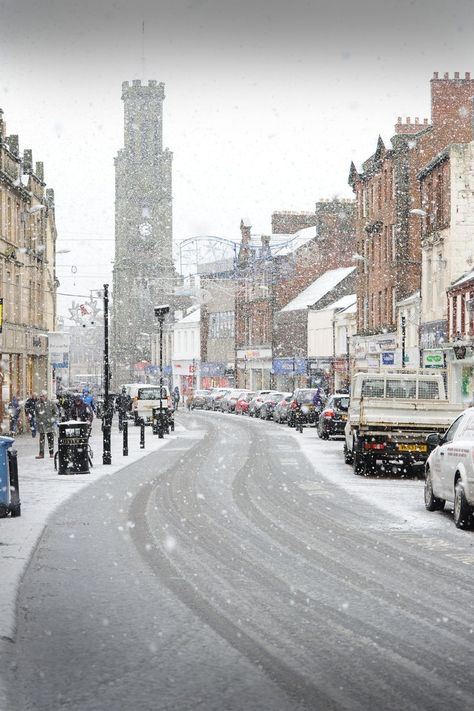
123;383;171;425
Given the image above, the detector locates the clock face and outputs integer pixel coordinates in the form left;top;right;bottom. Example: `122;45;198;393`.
139;222;152;237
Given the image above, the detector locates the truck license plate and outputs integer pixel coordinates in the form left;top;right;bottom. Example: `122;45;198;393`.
397;444;427;453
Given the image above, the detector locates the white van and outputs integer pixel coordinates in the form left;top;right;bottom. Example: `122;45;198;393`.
124;384;171;425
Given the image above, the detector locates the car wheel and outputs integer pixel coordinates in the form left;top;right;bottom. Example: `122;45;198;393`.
424;468;445;511
318;428;329;440
453;480;473;529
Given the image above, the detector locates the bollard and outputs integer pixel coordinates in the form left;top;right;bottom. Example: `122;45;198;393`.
140;419;145;449
7;448;21;517
123;420;128;456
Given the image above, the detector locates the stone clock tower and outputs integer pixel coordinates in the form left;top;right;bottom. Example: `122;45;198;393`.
112;79;177;384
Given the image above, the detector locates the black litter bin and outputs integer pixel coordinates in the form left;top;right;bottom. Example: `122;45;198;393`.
152;407;170;437
55;421;91;475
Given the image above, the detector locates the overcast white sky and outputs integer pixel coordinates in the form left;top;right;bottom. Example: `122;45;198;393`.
0;0;473;318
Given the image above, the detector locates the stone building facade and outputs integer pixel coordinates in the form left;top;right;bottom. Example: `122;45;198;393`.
0;109;58;429
235;199;356;389
112;79;177;387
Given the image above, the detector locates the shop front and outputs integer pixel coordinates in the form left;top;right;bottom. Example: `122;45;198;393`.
236;348;272;391
445;342;474;404
272;357;307;391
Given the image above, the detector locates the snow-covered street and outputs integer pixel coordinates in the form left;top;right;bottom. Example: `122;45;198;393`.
2;410;474;711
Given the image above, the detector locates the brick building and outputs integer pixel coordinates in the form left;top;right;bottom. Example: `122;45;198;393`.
235;199;356;389
349;72;474;347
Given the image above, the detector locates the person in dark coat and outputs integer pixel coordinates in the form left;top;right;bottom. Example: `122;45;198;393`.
115;387;132;431
173;386;180;410
35;392;58;458
24;393;38;438
69;395;94;424
8;396;21;436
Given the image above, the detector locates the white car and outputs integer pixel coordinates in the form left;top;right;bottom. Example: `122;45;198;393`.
424;407;474;529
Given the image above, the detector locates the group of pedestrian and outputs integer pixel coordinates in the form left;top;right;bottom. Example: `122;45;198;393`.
5;387;97;459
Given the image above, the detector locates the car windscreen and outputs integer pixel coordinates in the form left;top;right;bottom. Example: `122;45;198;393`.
297;390;316;403
137;388;166;400
333;397;350;411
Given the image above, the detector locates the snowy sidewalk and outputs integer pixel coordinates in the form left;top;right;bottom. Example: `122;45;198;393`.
0;417;178;641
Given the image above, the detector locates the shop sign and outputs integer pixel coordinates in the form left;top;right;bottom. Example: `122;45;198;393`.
48;332;70;369
272;358;307;375
236;348;272;360
381;352;395;366
422;351;444;369
201;362;225;376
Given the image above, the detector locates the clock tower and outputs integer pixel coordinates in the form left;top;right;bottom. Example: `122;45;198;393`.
112;79;176;384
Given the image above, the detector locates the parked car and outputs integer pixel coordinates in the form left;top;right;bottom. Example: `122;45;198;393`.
317;394;350;439
288;388;322;428
222;389;253;413
273;394;293;423
211;388;231;411
190;389;211;410
204;388;229;410
235;391;256;415
259;392;289;420
248;390;273;417
424;407;474;529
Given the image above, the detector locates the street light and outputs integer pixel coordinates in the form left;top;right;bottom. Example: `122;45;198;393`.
154;304;170;438
401;315;406;369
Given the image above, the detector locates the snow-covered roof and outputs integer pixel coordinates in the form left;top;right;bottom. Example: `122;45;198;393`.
177;308;201;324
270;226;318;256
245;225;318;258
451;269;474;288
281;267;356;312
319;293;357;313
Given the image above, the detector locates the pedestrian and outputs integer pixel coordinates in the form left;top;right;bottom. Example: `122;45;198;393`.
35;391;58;459
115;387;132;431
7;396;21;436
82;387;96;415
24;393;38;438
173;385;180;410
70;395;94;431
57;390;73;421
186;388;194;411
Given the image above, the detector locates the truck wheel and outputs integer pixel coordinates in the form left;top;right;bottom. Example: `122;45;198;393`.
344;443;353;465
424;468;445;511
453;481;473;529
353;452;369;476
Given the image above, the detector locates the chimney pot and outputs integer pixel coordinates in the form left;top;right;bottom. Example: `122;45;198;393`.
433;72;439;79
407;116;411;124
415;117;419;124
455;71;460;79
132;79;141;87
466;72;471;80
397;116;402;123
444;72;449;79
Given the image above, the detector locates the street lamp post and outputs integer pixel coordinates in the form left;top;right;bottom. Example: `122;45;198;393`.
401;315;406;369
154;305;170;439
102;284;111;465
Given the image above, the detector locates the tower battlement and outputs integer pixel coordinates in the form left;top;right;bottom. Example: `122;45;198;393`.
121;79;165;100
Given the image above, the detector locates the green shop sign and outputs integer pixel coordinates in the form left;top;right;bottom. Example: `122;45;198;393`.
423;351;444;368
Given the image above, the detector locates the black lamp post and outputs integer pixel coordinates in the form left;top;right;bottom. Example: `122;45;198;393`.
401;315;406;369
154;304;170;438
103;283;111;464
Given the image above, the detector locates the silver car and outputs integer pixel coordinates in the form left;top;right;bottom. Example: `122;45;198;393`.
425;407;474;529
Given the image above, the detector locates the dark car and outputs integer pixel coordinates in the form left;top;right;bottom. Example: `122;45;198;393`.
288;388;323;428
317;394;350;439
273;394;293;423
190;389;211;410
259;392;288;420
